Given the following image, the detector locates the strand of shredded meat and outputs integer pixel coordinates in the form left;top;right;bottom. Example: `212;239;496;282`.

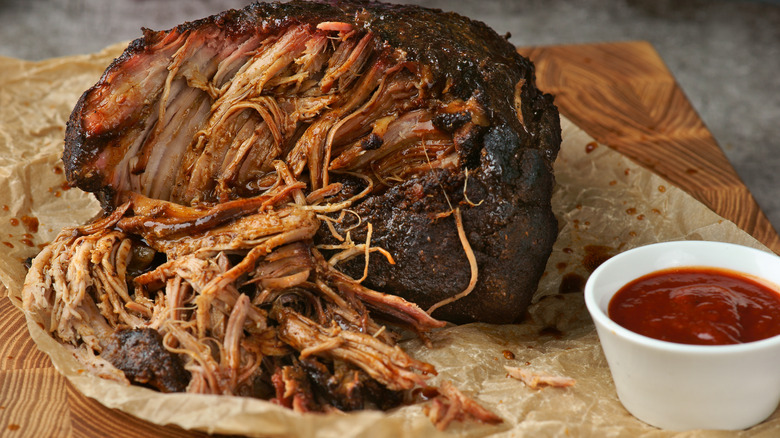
505;366;577;390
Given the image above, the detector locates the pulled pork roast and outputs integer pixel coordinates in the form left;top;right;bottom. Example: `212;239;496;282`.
23;0;560;429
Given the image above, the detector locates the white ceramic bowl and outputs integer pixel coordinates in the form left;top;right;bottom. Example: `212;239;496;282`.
584;240;780;431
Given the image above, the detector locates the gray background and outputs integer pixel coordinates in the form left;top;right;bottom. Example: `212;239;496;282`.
1;0;778;231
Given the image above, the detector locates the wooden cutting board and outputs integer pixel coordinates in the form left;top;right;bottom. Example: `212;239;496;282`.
518;41;780;255
1;41;778;438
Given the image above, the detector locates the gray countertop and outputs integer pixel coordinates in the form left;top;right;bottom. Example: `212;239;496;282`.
1;0;778;232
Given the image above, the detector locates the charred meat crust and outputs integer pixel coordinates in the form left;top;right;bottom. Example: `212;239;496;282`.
299;357;404;411
101;328;190;393
324;129;558;324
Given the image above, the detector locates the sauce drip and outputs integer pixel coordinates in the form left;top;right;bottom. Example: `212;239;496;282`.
558;273;585;294
582;245;613;273
21;216;38;233
609;267;780;345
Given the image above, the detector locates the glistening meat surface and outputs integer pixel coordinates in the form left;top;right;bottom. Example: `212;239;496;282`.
24;0;560;429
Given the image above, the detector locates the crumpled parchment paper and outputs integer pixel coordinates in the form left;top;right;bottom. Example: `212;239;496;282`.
1;43;778;437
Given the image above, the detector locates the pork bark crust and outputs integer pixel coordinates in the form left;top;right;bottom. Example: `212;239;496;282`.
101;328;190;393
62;0;561;324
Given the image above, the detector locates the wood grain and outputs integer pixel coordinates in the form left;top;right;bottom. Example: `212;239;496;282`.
1;41;778;437
0;368;71;437
65;383;215;438
0;297;51;370
517;41;780;254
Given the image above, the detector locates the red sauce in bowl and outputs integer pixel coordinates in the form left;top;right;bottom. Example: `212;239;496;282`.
608;267;780;345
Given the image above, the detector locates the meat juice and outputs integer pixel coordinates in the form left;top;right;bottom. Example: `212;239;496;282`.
608;267;780;345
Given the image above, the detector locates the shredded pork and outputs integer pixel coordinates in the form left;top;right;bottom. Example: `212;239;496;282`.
505;365;577;390
24;21;494;413
23;0;564;429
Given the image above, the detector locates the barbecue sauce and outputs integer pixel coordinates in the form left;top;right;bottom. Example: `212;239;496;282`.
608;267;780;345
